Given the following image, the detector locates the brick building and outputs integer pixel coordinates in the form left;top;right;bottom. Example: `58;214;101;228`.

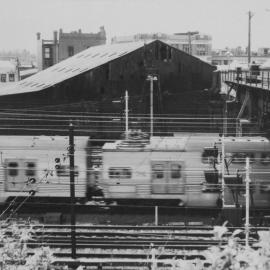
0;59;20;90
37;26;106;71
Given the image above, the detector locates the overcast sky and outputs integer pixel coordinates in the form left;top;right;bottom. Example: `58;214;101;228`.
1;0;270;53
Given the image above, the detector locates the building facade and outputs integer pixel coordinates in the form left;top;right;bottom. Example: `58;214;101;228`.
111;32;212;62
0;58;20;89
37;27;106;71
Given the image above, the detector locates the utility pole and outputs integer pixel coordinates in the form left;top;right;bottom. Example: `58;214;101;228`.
221;135;225;207
245;157;250;248
125;90;129;140
188;32;192;55
69;123;76;258
248;11;254;65
223;98;228;136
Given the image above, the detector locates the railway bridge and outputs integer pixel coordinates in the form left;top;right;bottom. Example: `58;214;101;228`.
215;69;270;136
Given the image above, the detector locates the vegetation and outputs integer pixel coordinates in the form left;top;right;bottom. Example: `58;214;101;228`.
0;221;270;269
0;222;54;269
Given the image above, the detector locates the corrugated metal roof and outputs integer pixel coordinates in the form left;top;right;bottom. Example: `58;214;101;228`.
0;41;147;96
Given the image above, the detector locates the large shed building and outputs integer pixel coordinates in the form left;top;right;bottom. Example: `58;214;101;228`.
0;40;217;136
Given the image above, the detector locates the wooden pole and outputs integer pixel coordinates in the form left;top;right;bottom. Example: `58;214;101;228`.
125;90;129;139
150;77;154;137
155;206;158;226
69;123;76;258
245;157;250;248
221;135;225;207
248;11;254;65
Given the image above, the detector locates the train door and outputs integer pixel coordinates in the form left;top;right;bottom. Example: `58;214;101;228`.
151;161;185;194
5;159;37;192
151;161;167;193
168;163;185;194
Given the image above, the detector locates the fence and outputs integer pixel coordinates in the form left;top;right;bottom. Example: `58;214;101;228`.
220;70;270;90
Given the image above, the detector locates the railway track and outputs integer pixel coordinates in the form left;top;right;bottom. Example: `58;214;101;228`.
3;224;262;269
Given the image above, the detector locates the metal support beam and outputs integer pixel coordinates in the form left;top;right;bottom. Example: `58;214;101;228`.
236;90;250;136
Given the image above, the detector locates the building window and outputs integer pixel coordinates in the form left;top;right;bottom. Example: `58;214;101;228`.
197;51;206;56
68;46;74;57
9;73;15;82
160;45;167;61
44;47;51;59
261;153;270;164
1;74;6;82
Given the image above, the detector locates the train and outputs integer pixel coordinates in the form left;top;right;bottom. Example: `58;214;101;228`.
0;136;89;204
0;133;269;208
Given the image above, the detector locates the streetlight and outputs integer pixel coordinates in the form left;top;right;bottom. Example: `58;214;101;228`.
147;75;158;137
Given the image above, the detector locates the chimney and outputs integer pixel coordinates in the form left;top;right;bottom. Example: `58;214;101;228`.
53;31;58;44
36;32;41;40
99;26;106;39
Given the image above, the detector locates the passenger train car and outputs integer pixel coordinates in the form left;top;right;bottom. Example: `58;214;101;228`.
99;133;220;206
99;133;270;208
0;134;269;208
0;136;89;204
219;136;270;208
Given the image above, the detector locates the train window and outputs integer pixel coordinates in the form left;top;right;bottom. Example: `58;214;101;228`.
108;167;132;179
8;162;18;177
152;164;164;179
171;164;181;178
122;168;132;178
231;152;255;163
261;153;270;164
260;182;270;193
56;165;79;177
25;162;36;176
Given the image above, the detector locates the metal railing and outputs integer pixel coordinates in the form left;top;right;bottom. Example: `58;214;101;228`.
220;70;270;90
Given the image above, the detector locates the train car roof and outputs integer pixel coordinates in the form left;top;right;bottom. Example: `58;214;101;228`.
103;134;220;152
0;136;89;151
221;136;270;152
222;136;269;143
103;136;188;151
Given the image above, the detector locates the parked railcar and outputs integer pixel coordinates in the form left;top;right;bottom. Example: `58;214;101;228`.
219;136;270;208
0;133;269;209
98;133;221;206
0;136;89;204
99;133;270;208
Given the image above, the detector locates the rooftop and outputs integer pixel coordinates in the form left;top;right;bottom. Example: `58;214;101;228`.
0;41;147;96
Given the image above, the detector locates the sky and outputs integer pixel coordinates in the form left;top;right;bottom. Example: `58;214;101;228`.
1;0;270;54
